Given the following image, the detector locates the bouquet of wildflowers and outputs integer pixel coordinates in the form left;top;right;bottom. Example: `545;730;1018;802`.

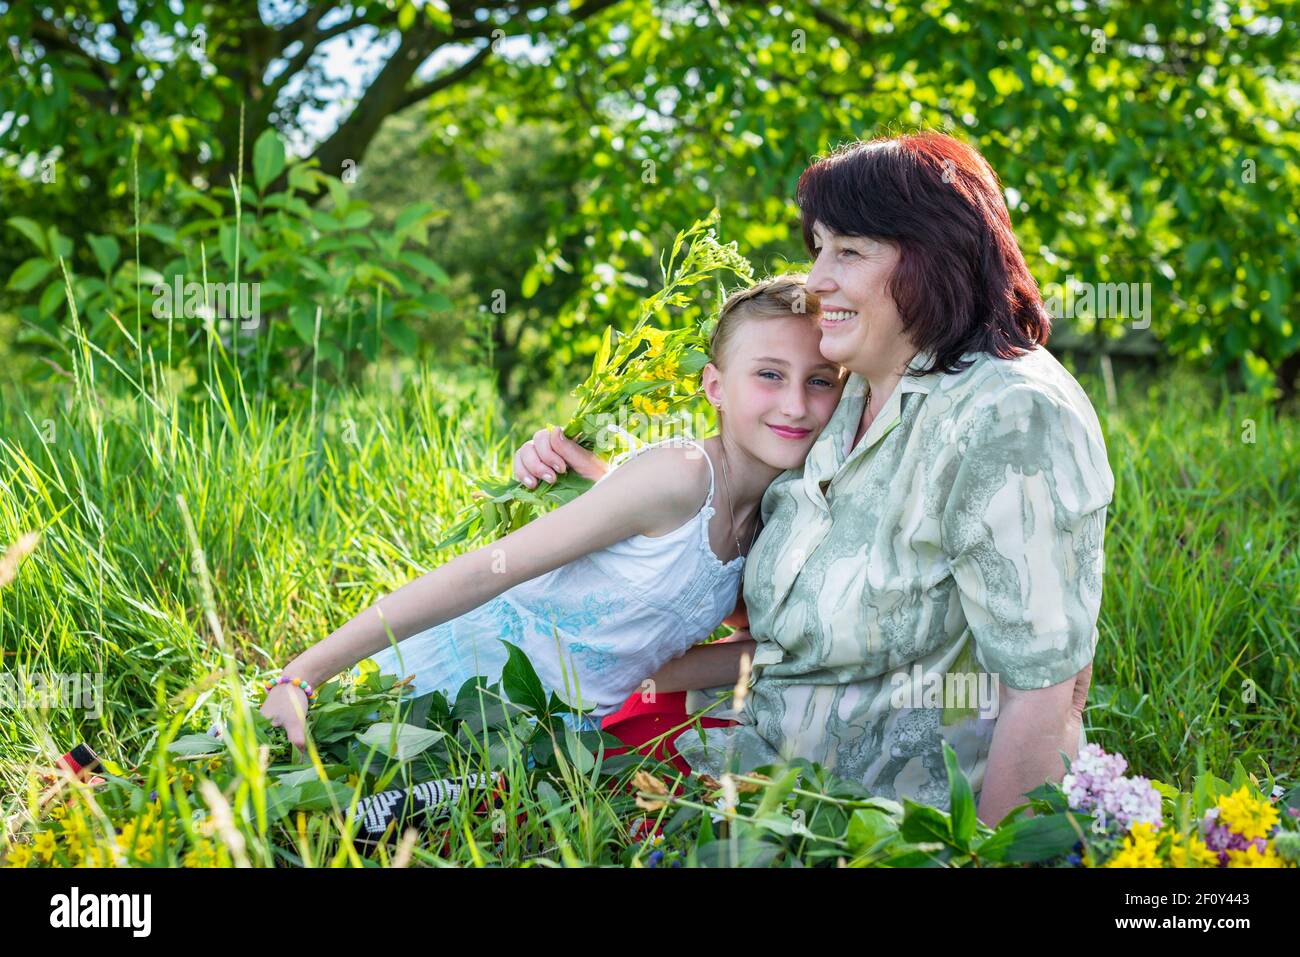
433;209;754;550
1051;744;1298;868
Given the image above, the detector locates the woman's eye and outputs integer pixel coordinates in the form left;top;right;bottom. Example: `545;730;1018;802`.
839;248;859;259
811;378;834;388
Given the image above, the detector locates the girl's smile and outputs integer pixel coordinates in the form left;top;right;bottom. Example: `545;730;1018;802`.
767;423;812;439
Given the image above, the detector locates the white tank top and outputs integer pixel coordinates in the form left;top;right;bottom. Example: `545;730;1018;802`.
498;434;744;717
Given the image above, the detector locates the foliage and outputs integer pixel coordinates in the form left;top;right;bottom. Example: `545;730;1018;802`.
5;129;452;401
3;2;1297;399
433;209;754;549
7;644;1293;867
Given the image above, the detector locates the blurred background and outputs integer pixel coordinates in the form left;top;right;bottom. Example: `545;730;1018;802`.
1;0;1297;417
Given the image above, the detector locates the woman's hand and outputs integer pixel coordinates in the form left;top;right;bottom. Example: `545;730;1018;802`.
260;683;311;750
512;426;609;488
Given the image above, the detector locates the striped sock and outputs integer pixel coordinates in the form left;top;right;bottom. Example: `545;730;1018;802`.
353;772;503;847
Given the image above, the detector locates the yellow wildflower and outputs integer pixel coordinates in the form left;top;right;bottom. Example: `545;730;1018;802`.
32;830;58;863
1103;821;1163;868
1216;786;1279;841
183;838;220;868
641;328;669;358
1226;843;1286;868
632;394;669;417
48;804;67;821
648;356;680;381
1167;828;1219;868
207;757;223;773
5;845;33;868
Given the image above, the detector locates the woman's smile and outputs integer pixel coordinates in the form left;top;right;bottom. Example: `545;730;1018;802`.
821;308;859;327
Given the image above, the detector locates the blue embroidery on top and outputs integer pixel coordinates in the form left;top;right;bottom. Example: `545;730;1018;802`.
566;641;619;674
485;596;527;647
523;592;630;646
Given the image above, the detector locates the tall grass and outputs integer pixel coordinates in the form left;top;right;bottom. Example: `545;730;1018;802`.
0;306;1295;864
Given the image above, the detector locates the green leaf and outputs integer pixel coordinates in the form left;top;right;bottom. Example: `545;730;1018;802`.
137;224;179;247
38;279;66;318
354;721;446;761
942;740;977;851
847;808;899;855
6;217;49;254
253;128;287;192
166;734;226;757
87;234;121;274
7;258;55;292
563;727;596;774
754;765;801;819
342;209;374;230
899;799;952;846
399;251;450;284
291;778;355;812
975;812;1087;863
499;639;549;714
394;201;438;238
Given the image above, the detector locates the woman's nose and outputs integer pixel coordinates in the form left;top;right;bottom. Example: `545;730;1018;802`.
807;252;835;295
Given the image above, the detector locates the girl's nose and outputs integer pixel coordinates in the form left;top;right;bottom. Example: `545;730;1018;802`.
781;386;809;419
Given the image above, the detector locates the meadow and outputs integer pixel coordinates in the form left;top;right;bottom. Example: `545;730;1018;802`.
0;316;1295;866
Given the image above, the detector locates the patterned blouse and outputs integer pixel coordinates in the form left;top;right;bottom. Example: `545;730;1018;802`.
675;344;1115;810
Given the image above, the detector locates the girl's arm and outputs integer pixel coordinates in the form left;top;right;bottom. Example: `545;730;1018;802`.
646;630;756;694
281;444;712;689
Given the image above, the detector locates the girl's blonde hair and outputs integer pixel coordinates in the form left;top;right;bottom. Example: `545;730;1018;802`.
708;274;822;369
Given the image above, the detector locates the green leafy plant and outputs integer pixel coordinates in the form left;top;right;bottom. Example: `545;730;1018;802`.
434;208;754;549
6;128;453;403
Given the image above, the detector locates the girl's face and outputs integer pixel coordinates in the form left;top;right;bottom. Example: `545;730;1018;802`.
703;313;847;471
806;219;910;376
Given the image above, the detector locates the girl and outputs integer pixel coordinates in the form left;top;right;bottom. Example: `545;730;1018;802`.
257;275;847;751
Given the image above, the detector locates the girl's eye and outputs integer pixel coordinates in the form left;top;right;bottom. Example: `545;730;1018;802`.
811;377;835;388
759;370;781;381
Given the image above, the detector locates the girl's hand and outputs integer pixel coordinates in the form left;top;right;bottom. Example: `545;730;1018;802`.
260;683;310;750
512;426;609;487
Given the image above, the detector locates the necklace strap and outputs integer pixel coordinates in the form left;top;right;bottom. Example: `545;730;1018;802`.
718;448;758;561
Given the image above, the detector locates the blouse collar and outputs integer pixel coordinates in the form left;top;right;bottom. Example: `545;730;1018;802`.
802;347;958;497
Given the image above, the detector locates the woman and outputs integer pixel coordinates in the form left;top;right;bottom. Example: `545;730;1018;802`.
512;131;1114;826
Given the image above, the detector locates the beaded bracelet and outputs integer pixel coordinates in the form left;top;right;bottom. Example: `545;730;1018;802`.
263;675;318;704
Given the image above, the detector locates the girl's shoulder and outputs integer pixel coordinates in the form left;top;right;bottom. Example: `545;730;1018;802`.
600;437;715;534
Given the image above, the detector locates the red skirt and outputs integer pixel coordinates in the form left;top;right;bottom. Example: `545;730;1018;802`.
598;690;739;775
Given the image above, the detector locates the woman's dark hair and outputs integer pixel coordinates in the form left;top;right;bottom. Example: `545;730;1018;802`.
795;131;1050;377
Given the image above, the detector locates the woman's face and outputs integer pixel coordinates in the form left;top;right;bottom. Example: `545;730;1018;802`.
703;314;846;471
806;219;911;377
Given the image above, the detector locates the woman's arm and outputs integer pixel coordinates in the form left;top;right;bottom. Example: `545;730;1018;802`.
645;630;756;694
940;384;1112;826
283;444;709;690
977;663;1092;826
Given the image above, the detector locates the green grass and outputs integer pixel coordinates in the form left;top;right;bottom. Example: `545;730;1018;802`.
0;327;1295;866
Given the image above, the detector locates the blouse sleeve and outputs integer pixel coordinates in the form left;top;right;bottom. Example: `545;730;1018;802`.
940;384;1113;690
